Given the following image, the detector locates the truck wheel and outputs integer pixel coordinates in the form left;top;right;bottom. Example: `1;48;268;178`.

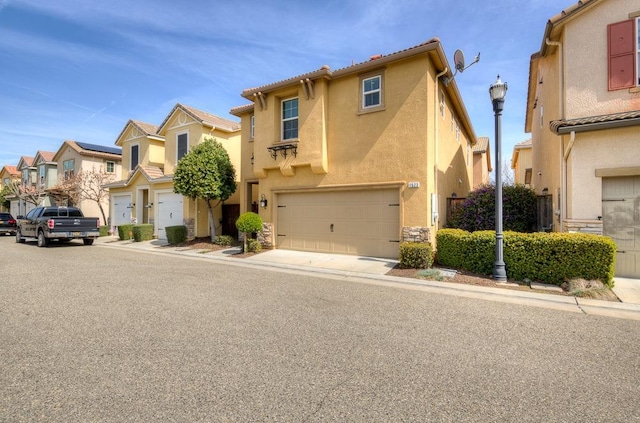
37;231;49;247
15;230;25;243
83;239;94;246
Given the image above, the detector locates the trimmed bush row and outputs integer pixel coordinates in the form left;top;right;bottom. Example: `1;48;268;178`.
399;242;434;269
166;225;187;245
99;225;110;237
132;224;154;242
117;224;135;240
436;229;616;286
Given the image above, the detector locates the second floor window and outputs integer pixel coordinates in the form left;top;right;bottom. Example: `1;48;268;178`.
282;98;298;141
608;17;640;90
106;161;115;173
38;165;45;186
21;169;29;185
177;133;189;161
250;115;255;140
130;145;139;171
63;160;74;180
363;75;381;108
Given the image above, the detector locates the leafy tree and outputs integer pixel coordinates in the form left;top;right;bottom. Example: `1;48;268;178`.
173;136;237;241
51;166;115;224
236;212;263;252
450;183;537;233
0;185;10;211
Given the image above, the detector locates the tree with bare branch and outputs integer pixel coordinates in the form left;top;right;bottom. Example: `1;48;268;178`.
7;180;48;209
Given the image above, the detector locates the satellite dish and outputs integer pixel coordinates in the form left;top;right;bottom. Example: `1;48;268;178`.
454;49;466;73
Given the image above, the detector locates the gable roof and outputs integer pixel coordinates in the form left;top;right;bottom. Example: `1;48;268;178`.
16;156;35;170
511;139;532;169
157;103;241;135
114;119;164;147
33;150;56;165
473;137;493;172
53;140;122;162
237;38;476;141
1;165;18;176
103;164;169;189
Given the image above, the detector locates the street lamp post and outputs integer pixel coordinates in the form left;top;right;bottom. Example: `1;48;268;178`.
490;75;508;282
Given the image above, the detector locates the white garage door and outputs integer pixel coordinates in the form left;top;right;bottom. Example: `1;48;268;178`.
603;176;640;278
157;193;183;241
112;195;132;226
277;189;400;258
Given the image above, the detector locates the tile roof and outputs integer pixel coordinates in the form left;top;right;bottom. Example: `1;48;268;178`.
230;103;255;116
131;120;159;136
35;150;56;162
550;110;640;134
18;156;35;168
2;165;18;175
158;103;240;134
513;139;532;148
473;137;489;153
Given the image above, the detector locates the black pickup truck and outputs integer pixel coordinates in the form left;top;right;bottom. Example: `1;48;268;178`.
15;206;100;247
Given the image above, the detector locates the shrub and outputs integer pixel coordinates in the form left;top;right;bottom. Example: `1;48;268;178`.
399;242;434;269
117;224;134;240
132;224;154;242
247;239;262;253
436;229;616;286
165;225;187;245
99;225;110;237
236;212;263;252
450;184;537;233
214;235;234;246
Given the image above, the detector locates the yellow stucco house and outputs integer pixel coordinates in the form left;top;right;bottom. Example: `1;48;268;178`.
526;0;640;277
51;141;123;225
106;104;241;240
231;38;477;259
472;137;492;189
511;139;532;187
0;165;19;213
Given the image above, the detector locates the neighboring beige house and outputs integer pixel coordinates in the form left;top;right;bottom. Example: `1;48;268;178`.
13;155;37;216
231;38;477;259
0;165;19;212
472;137;492;189
511;139;532;186
106;104;241;240
33;150;58;203
51;141;123;225
525;0;640;277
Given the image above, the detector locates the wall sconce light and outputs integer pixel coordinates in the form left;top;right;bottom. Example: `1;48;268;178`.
259;194;268;209
541;187;549;194
145;202;153;208
127;203;135;209
451;192;457;198
251;153;254;166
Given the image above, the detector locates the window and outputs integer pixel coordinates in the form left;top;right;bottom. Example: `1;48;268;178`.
63;159;74;180
524;168;533;186
22;169;28;185
130;145;139;170
466;143;470;166
450;115;455;132
38;165;45;186
177;133;188;161
3;178;8;186
106;161;115;173
455;122;460;143
281;97;298;141
439;90;445;118
607;18;638;90
250;115;255;140
362;75;381;108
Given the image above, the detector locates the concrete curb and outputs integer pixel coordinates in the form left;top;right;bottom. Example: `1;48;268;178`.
96;239;640;321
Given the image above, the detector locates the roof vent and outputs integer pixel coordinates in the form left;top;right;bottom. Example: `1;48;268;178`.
370;54;383;61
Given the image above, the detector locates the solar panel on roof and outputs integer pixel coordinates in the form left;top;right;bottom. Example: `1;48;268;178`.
76;142;122;155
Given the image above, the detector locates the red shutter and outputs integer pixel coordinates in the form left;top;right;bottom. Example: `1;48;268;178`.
608;19;635;91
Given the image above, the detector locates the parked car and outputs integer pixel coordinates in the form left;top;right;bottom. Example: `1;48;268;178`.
15;206;100;247
0;212;17;236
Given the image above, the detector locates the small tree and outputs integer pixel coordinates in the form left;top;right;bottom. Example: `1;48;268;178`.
0;185;10;211
236;212;263;252
7;180;47;210
173;137;237;242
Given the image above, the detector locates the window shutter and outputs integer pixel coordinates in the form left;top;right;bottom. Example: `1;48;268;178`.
608;19;635;90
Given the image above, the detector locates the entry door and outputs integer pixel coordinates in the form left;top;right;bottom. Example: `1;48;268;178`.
602;176;640;278
157;193;183;240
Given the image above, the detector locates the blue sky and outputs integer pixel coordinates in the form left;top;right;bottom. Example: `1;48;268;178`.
0;0;564;170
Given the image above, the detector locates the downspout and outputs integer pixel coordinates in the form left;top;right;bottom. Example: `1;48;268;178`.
433;67;448;228
562;130;575;227
546;37;564;230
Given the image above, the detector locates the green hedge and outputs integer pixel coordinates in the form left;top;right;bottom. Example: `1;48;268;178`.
166;225;187;245
399;242;434;269
99;225;110;237
117;224;134;240
436;229;617;286
132;224;154;242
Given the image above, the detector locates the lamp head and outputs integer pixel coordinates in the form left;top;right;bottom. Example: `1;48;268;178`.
489;75;508;102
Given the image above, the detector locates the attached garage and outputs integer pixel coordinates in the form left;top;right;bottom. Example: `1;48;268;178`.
602;176;640;278
112;194;132;227
157;192;183;241
276;189;400;258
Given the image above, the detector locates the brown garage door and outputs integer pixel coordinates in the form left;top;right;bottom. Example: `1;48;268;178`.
276;189;400;258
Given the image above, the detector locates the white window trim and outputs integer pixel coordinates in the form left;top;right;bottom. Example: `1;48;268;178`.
362;75;382;109
439;90;445;118
176;131;189;162
281;97;299;141
250;115;255;140
106;161;115;173
63;159;75;180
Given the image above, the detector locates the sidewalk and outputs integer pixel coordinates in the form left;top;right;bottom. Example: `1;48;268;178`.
95;236;640;321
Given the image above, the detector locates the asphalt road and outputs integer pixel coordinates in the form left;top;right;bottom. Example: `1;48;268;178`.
1;236;639;422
